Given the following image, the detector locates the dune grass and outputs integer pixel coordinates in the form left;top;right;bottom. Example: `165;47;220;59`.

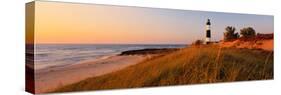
53;45;273;92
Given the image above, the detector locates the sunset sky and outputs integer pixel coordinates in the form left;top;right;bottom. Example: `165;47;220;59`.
34;1;273;44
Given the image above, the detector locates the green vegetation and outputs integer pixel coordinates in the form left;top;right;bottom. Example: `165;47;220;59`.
53;45;273;92
224;26;259;41
240;27;256;38
224;26;239;41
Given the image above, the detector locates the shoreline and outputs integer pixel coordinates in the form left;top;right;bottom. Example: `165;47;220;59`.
35;55;147;93
34;48;179;93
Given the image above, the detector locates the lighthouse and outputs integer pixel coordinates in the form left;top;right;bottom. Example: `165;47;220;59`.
205;19;211;44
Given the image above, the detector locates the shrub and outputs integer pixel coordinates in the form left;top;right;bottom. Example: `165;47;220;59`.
193;40;203;45
256;33;273;39
240;27;256;38
224;26;239;41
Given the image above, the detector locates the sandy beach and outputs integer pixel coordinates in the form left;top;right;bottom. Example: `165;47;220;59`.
35;55;147;93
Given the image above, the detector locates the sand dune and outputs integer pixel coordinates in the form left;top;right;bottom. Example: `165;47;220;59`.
53;45;273;92
221;39;273;51
35;55;146;93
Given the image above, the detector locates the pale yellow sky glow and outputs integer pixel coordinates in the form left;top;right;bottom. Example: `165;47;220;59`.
34;1;190;44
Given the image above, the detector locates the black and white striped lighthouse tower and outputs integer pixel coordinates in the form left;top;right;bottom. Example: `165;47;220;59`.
205;19;211;44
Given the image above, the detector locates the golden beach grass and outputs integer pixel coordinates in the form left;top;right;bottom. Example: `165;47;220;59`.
53;45;273;93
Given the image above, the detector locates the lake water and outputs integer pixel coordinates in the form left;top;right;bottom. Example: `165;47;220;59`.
31;44;186;69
